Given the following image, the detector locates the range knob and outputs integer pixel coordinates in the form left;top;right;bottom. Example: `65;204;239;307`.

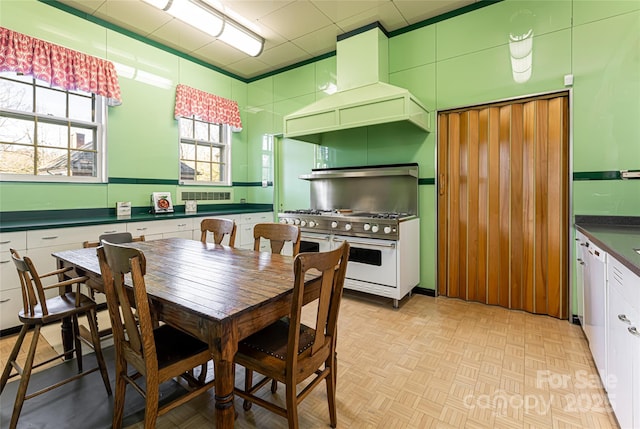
371;225;379;233
279;218;287;224
309;220;316;228
300;220;307;227
344;223;352;231
294;218;301;225
363;223;371;231
384;226;392;234
331;221;338;228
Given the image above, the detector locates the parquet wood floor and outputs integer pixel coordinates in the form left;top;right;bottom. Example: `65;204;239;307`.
0;293;619;428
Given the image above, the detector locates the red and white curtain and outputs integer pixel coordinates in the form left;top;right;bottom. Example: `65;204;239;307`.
174;84;242;131
0;26;122;104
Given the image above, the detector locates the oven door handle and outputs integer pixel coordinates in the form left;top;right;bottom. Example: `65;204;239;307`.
301;235;331;241
332;238;396;249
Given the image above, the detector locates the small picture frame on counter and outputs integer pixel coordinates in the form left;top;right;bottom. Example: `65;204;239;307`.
116;201;131;218
151;192;174;214
185;200;197;213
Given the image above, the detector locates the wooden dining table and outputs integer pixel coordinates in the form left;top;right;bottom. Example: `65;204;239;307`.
52;237;319;428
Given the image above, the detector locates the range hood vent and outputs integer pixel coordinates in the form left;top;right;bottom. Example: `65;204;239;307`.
283;24;430;144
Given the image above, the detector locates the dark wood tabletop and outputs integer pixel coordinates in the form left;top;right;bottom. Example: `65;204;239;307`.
52;237;318;428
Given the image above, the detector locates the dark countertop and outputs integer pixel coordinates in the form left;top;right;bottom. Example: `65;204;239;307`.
0;204;273;233
575;216;640;277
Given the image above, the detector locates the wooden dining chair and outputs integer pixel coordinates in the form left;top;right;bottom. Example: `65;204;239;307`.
0;249;112;429
253;223;301;256
234;241;350;429
82;231;145;249
200;218;237;246
97;241;214;429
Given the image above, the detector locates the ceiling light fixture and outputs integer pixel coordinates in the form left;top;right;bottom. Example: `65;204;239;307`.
143;0;264;57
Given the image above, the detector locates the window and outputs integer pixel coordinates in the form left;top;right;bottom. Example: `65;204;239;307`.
0;72;106;182
179;116;231;185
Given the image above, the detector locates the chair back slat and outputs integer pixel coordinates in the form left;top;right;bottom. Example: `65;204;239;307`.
10;249;49;317
98;242;151;360
253;223;301;255
288;242;349;370
200;218;236;246
84;232;144;249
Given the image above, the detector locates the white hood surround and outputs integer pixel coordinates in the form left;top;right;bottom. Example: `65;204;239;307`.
283;23;430;143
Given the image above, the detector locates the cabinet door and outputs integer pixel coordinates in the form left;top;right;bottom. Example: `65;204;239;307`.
606;283;634;427
632;307;640;429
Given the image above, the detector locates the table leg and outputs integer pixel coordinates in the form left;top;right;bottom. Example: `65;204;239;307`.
214;359;236;428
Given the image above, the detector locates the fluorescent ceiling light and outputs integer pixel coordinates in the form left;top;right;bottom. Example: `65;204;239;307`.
218;18;263;57
143;0;264;57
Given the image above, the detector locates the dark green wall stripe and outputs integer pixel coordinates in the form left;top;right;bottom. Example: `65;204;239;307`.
232;181;273;187
419;178;435;185
573;171;623;181
108;178;178;185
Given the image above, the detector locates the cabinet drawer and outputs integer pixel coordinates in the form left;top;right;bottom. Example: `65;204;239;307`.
127;218;193;237
0;231;27;253
609;256;640;311
0;288;23;330
27;224;127;249
0;251;18;292
241;212;273;224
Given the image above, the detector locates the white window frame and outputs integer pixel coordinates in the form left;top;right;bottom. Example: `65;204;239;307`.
0;73;107;183
178;116;232;186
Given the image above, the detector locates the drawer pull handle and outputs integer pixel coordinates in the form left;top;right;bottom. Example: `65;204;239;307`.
0;298;10;303
0;260;9;264
137;228;148;231
618;314;631;324
178;223;187;227
0;240;10;244
629;326;640;337
103;230;117;234
42;236;59;240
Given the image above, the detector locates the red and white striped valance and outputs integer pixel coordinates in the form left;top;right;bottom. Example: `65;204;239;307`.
0;27;122;104
174;84;242;131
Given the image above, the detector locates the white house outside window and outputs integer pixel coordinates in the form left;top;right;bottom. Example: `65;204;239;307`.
0;72;106;182
178;116;231;185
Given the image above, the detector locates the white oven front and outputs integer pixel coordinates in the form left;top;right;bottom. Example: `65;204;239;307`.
331;235;397;288
299;231;332;254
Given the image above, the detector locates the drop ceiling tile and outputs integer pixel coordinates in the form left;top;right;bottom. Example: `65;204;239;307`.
149;19;214;53
336;2;409;33
292;24;341;56
259;42;311;68
224;57;273;78
311;0;389;23
212;0;294;22
258;1;333;41
394;0;476;25
93;0;172;35
193;40;247;66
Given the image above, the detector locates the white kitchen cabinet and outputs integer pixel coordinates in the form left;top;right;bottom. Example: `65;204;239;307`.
237;212;273;251
0;231;27;331
127;218;193;241
575;230;587;326
583;240;608;387
606;254;640;429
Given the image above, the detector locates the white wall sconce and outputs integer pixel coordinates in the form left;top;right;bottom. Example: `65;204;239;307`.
144;0;264;57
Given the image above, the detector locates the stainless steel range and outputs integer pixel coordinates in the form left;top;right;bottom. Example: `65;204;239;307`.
278;164;420;308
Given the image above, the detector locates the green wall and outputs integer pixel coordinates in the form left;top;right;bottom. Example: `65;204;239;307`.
1;0;638;299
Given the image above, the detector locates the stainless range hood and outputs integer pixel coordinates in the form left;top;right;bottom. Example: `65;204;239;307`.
283;24;430;144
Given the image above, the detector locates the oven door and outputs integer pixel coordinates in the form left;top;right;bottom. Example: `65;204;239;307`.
332;235;397;287
299;231;332;253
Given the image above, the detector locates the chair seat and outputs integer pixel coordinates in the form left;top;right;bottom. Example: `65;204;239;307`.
18;292;96;324
237;319;316;377
153;325;209;369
